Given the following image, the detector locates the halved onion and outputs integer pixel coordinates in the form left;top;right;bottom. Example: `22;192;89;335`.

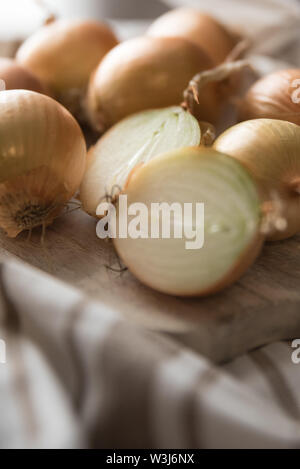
213;119;300;240
80;106;213;217
147;7;237;65
113;147;263;297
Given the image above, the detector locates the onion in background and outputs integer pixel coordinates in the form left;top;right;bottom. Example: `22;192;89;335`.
147;8;237;65
214;119;300;241
0;57;47;94
239;69;300;125
17;19;118;117
87;35;218;131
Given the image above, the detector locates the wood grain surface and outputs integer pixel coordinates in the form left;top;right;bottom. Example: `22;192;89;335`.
0;206;299;364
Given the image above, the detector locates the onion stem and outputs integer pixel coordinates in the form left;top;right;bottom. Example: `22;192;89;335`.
199;121;216;145
34;0;57;25
182;60;251;115
224;39;251;63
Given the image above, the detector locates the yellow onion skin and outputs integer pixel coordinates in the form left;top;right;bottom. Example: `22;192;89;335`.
87;36;218;130
0;90;86;238
0;58;47;94
213;119;300;241
16;20;118;111
147;7;237;65
239;69;300;125
113;147;263;297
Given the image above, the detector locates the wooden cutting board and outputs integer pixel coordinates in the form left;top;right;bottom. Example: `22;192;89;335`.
0;206;299;364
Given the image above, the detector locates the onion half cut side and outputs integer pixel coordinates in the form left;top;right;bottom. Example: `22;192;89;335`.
113;147;263;297
80;106;203;217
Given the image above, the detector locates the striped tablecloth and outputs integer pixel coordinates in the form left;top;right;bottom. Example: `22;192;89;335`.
0;257;299;449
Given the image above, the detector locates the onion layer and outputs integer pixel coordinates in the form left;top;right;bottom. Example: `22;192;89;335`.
0;90;86;238
17;20;118;114
0;58;47;94
81;106;209;217
114;147;262;297
239;69;300;125
147;7;237;65
87;36;216;131
213;119;300;240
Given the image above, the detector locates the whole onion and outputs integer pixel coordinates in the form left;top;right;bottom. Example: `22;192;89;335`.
113;147;263;297
0;90;86;238
239;69;300;125
17;19;118;116
0;58;47;94
214;119;300;240
147;7;237;65
80;106;215;217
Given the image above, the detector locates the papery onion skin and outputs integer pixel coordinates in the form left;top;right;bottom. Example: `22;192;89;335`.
239;69;300;125
16;20;118;111
213;119;300;241
0;58;47;94
114;147;263;297
0;90;86;238
87;36;218;130
81;106;203;217
147;7;237;65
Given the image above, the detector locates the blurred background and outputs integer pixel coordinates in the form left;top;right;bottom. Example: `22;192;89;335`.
0;0;170;39
0;0;299;66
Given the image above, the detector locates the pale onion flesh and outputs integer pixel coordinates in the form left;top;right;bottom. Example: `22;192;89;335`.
147;7;237;65
17;19;118;113
0;58;47;94
239;69;300;126
213;119;300;240
87;36;215;131
114;147;262;297
0;90;86;238
81;106;204;217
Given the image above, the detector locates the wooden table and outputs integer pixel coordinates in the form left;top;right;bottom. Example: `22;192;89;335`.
0;206;299;364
